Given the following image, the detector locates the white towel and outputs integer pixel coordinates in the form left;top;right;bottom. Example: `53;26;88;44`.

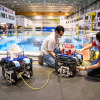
23;58;30;64
13;61;20;67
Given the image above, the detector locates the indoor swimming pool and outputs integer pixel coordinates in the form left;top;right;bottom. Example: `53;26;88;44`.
0;31;97;51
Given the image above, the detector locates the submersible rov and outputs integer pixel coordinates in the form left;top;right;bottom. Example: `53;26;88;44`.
55;43;83;77
0;45;33;84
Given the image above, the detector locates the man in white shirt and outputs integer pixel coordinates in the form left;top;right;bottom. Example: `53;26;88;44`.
38;25;64;67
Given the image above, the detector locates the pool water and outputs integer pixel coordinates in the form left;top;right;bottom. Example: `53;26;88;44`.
0;31;97;51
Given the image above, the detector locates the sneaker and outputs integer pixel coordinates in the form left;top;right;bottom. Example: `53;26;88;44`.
38;55;43;65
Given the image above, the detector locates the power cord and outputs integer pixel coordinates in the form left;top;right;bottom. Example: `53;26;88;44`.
16;70;55;90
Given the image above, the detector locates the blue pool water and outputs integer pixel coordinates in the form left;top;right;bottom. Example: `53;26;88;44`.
0;31;97;51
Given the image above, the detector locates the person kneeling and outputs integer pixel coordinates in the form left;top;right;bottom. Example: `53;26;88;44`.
77;32;100;76
38;25;64;67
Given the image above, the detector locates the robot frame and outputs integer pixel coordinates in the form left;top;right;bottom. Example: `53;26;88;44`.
0;45;33;84
55;43;83;77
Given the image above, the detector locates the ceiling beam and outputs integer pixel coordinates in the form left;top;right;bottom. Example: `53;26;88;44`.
16;12;72;16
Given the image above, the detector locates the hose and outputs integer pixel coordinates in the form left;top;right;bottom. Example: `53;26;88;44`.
17;70;55;90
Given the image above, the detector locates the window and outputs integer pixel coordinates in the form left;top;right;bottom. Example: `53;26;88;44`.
76;24;78;27
9;15;14;20
6;14;9;19
85;16;88;20
90;15;95;19
98;22;100;27
1;13;5;18
97;12;100;17
74;19;78;22
81;10;84;14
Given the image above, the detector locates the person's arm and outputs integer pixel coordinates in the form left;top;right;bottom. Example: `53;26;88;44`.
59;42;63;52
78;44;94;53
49;51;56;57
82;44;94;51
77;62;100;70
87;63;100;70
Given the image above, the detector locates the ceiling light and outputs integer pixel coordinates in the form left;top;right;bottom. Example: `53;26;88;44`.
17;4;19;5
14;1;17;3
74;2;76;3
29;1;30;2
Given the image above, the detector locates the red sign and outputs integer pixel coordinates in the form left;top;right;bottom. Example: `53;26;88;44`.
0;6;2;10
2;7;4;11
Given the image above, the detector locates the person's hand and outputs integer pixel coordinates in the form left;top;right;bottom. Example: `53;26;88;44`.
76;49;83;54
60;48;63;52
59;47;63;52
77;66;85;71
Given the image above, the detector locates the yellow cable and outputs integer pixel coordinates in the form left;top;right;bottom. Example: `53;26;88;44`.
17;70;55;90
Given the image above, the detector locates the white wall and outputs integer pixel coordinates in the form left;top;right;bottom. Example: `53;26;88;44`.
29;20;32;27
16;16;21;26
16;15;67;29
24;18;28;27
16;15;33;28
32;19;57;27
59;16;65;27
32;16;66;28
0;5;15;25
